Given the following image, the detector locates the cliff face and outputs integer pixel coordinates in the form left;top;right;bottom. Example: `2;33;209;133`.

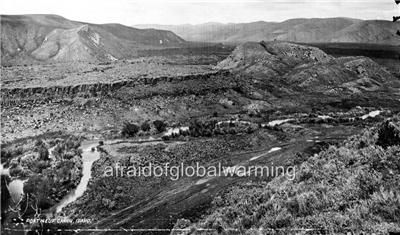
1;71;231;106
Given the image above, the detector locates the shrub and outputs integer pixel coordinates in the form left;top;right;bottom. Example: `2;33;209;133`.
23;175;53;210
121;122;140;137
1;175;11;223
34;139;45;147
173;218;192;229
38;146;49;161
0;149;14;162
377;120;400;148
141;122;151;132
65;137;81;149
153;120;167;133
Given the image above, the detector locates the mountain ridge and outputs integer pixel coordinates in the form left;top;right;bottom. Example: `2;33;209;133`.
134;18;400;44
1;14;186;65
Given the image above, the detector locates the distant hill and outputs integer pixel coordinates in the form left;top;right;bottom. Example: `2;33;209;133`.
134;18;400;45
216;41;399;94
1;14;186;65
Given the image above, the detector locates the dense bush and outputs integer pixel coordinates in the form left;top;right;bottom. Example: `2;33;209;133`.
141;122;151;132
23;175;54;210
35;142;49;160
121;122;140;137
1;175;11;224
377;120;400;148
2;136;83;221
189;120;217;137
52;136;82;160
153;120;167;133
188;119;258;138
0;147;23;164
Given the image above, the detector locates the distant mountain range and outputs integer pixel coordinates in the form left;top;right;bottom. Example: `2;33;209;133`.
2;15;399;65
134;18;400;45
1;14;186;65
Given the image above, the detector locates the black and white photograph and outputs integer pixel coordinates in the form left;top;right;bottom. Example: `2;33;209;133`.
1;0;400;234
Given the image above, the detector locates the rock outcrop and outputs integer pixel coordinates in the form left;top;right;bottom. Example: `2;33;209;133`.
217;41;398;94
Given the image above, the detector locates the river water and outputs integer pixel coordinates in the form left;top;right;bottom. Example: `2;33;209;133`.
361;110;381;120
54;140;100;213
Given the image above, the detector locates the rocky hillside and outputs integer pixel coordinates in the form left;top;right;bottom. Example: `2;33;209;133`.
135;18;400;45
217;41;400;95
0;14;186;65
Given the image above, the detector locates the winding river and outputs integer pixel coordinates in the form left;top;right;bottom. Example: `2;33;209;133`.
54;141;100;213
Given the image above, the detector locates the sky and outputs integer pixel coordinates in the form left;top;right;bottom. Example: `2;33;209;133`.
1;0;398;25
